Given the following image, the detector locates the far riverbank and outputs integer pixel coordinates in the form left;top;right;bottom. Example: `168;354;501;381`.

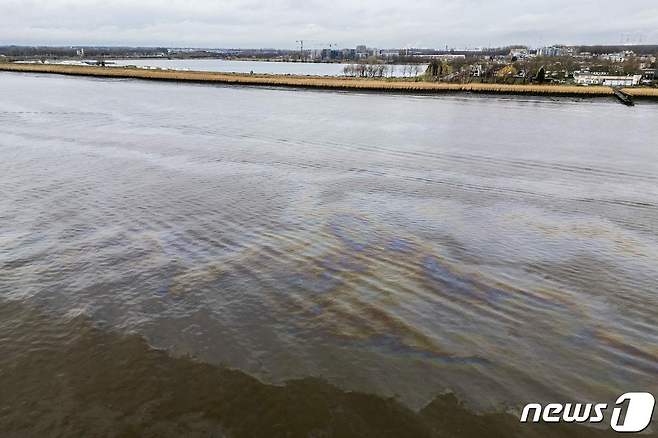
2;62;658;99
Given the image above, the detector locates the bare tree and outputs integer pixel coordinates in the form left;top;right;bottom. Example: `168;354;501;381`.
343;64;356;77
388;65;396;78
356;63;366;77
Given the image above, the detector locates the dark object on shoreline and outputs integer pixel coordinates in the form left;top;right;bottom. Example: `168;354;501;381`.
535;66;546;84
613;88;634;106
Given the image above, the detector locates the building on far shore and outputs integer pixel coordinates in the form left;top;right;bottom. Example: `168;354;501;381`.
379;49;400;58
642;68;656;80
573;72;643;87
509;48;530;59
599;51;634;63
537;45;570;57
417;54;466;61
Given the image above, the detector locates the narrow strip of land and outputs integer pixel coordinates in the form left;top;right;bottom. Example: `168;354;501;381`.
2;62;657;98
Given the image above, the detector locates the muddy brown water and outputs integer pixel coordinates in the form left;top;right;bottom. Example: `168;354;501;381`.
1;71;657;436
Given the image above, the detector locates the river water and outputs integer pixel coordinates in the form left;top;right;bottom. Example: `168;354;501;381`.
28;58;426;77
1;72;657;436
110;58;425;77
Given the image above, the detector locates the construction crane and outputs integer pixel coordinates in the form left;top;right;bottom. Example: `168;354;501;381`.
295;40;338;61
296;40;305;60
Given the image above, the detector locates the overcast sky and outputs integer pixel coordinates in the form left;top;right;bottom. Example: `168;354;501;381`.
2;0;657;48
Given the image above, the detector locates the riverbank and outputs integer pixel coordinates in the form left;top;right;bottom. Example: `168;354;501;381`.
2;62;657;98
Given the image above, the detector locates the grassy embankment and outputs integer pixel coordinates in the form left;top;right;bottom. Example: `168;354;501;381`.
2;62;655;98
622;87;658;97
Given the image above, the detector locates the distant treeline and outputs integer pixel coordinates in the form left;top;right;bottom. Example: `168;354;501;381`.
0;46;168;58
402;47;517;57
577;45;658;55
2;45;657;60
410;45;658;56
0;45;295;60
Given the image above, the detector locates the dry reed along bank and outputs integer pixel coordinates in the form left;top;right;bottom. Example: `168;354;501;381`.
2;62;656;98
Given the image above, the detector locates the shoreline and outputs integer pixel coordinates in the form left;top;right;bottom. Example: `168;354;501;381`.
2;62;657;99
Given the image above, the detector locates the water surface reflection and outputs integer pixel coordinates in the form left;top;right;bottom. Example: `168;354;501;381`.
1;72;657;433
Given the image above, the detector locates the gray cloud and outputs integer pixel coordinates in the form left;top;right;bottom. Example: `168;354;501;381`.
2;0;657;48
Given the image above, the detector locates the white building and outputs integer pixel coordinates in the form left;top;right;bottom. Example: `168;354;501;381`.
379;50;400;58
470;64;484;77
417;54;466;61
537;46;567;57
309;49;323;60
600;51;634;63
573;72;643;87
509;48;530;59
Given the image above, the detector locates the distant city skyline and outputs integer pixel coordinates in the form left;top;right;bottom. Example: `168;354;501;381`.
1;0;657;49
